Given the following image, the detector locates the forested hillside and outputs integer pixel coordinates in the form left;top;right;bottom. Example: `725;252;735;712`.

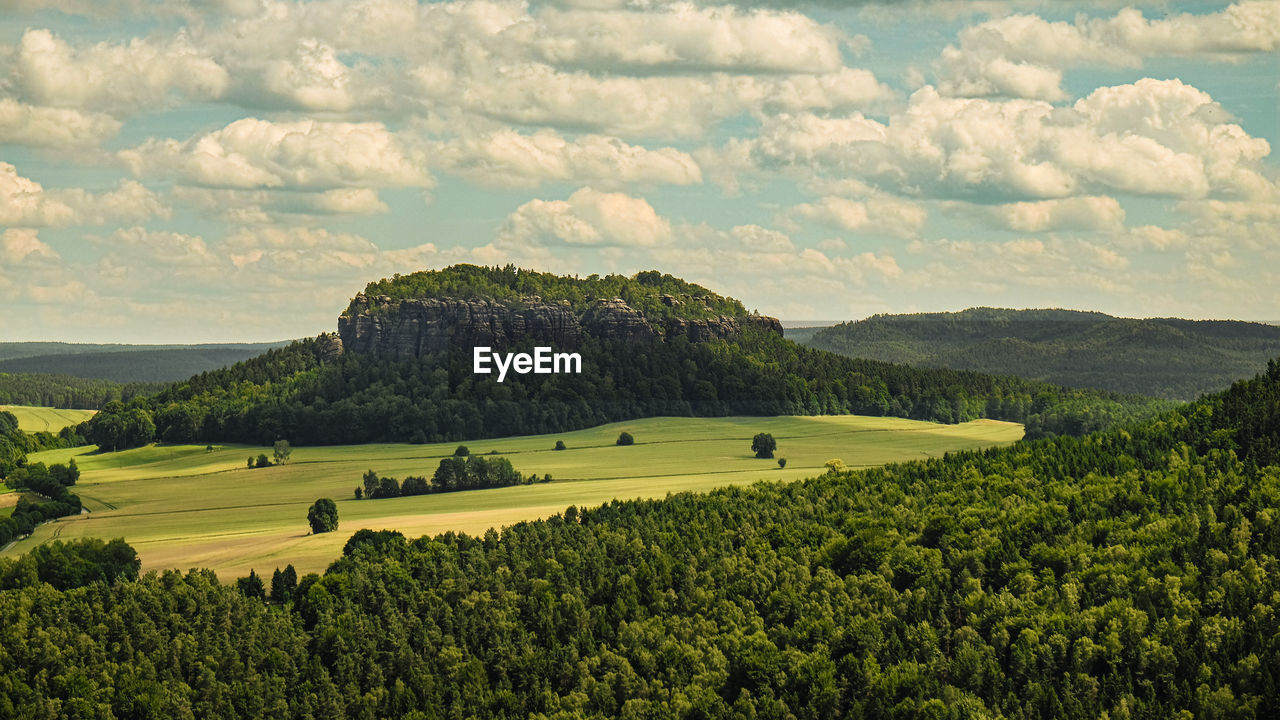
82;268;1169;450
0;373;163;409
3;360;1279;717
807;308;1280;400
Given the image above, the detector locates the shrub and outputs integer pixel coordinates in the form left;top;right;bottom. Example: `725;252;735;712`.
616;432;634;446
777;458;787;469
454;445;470;457
554;440;567;451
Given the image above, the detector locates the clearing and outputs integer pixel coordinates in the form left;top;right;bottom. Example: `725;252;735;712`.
2;406;96;433
6;415;1022;579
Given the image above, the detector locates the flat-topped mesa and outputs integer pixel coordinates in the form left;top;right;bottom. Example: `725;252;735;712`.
337;287;783;361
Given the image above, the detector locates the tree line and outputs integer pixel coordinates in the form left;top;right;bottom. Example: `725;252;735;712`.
357;453;547;499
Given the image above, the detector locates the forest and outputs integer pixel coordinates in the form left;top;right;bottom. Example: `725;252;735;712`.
86;327;1170;451
2;359;1279;717
350;265;747;323
807;308;1280;400
0;372;163;409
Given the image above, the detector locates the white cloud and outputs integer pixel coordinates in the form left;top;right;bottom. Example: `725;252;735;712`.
0;228;60;265
172;187;391;223
432;128;702;188
789;194;927;238
718;79;1273;202
520;5;849;74
982;195;1126;232
0;162;167;227
937;3;1280;100
499;187;672;248
0;98;121;148
119;118;432;190
8;28;229;115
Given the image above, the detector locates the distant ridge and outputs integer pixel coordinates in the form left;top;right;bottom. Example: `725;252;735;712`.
0;342;294;383
805;307;1280;400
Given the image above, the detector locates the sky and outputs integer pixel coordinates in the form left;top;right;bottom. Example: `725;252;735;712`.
0;0;1277;343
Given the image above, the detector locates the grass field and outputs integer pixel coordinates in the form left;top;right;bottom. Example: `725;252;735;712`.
1;406;96;433
6;415;1022;579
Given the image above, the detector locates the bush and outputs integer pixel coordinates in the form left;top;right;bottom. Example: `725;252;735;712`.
752;432;776;459
616;432;634;446
454;445;470;457
777;458;786;469
255;454;271;468
554;440;567;451
307;498;338;533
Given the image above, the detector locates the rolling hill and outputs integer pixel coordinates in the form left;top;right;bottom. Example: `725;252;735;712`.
0;342;293;383
805;307;1280;400
88;266;1169;450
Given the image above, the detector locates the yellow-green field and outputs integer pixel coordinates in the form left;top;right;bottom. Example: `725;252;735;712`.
1;406;96;432
7;415;1022;579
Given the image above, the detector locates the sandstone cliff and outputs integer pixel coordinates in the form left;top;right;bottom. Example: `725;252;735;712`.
337;292;782;360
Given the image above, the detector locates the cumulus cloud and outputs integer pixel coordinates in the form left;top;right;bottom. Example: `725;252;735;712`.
7;28;229;115
119;118;432;190
905;236;1131;294
718;79;1273;202
518;5;850;74
172;187;391;224
0;162;168;227
978;195;1126;232
0;228;60;265
0;98;121;148
499;187;673;248
937;3;1280;100
431;129;702;188
788;194;927;238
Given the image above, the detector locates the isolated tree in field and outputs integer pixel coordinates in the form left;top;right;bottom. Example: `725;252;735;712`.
554;440;566;451
273;440;291;465
248;456;255;469
616;432;634;446
752;433;776;459
777;458;786;469
307;498;338;533
255;454;271;468
454;445;470;457
354;486;363;500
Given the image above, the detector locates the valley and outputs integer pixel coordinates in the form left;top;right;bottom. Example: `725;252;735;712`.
8;414;1021;578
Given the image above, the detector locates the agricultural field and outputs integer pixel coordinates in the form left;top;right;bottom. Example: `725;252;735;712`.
1;405;95;433
8;415;1022;579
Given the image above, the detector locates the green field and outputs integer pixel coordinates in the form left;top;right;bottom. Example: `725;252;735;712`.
1;405;96;432
7;415;1022;578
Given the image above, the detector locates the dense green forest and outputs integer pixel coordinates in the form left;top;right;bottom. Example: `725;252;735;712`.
0;372;164;409
101;328;1169;450
352;265;747;323
4;360;1280;717
0;345;290;384
807;308;1280;401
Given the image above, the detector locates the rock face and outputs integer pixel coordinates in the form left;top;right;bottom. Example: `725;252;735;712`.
338;292;783;360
